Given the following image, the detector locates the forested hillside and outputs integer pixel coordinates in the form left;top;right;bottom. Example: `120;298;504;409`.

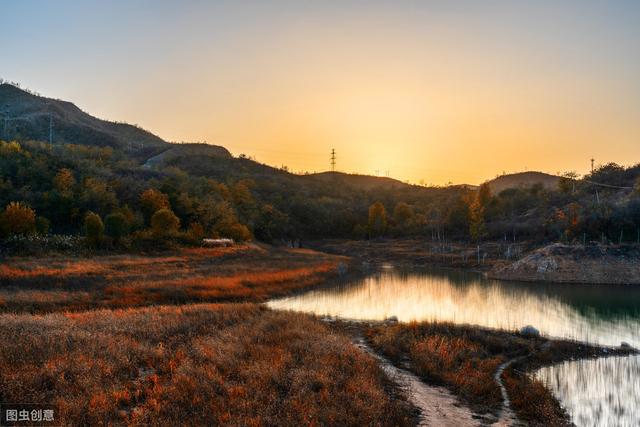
1;83;640;252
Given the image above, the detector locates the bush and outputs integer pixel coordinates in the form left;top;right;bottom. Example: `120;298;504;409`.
151;208;180;236
214;221;252;242
104;212;129;243
0;202;36;236
84;212;104;247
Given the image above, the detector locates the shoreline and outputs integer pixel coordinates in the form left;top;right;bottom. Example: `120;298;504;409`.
308;238;640;285
329;317;637;426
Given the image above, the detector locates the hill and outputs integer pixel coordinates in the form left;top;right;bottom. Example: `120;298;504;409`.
485;171;559;194
0;84;422;194
2;83;637;246
143;143;232;168
305;172;413;191
0;83;167;159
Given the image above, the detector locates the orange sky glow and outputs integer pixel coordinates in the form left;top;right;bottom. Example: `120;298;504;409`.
3;1;639;184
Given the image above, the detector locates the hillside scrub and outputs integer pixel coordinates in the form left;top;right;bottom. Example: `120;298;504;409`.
3;137;640;247
2;83;640;246
0;304;414;426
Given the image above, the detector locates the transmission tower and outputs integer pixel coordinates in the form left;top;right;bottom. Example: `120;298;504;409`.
330;148;336;171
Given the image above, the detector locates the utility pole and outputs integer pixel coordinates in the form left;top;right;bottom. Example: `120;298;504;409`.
330;148;336;172
49;113;53;146
591;158;594;173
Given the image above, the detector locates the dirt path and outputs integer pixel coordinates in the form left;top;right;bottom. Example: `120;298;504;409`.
352;336;483;427
492;357;526;427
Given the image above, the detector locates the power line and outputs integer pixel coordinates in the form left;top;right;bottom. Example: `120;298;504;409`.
581;178;633;190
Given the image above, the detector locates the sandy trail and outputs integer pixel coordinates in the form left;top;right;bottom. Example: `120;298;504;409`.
492;357;527;426
353;336;483;427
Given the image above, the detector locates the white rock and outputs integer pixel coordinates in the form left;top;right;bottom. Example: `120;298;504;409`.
520;325;540;337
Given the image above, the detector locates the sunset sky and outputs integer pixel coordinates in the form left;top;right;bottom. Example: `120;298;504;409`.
2;0;639;184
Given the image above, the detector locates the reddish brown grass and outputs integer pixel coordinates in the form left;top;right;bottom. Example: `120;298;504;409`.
503;373;570;426
367;322;507;413
0;246;344;313
365;322;601;425
0;304;413;426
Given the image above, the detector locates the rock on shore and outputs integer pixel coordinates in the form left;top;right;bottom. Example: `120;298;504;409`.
488;243;640;285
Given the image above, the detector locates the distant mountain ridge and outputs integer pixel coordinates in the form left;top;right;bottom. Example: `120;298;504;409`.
0;83;171;159
485;171;559;194
304;171;413;190
0;83;559;193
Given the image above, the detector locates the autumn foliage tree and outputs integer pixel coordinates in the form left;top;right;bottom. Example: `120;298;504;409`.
393;202;414;226
0;202;36;236
84;212;104;247
368;202;387;237
151;208;180;236
140;189;170;223
53;168;76;197
468;197;487;242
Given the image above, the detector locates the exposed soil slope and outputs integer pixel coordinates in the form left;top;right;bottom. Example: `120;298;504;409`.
489;243;640;284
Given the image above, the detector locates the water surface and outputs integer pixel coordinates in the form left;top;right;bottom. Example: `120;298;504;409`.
268;267;640;426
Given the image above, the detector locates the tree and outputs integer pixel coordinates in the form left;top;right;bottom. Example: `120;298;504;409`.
84;212;104;247
36;216;50;235
478;183;492;207
558;172;578;194
215;222;252;242
393;202;414;226
187;222;205;241
254;204;288;242
445;194;470;237
565;202;581;239
81;178;117;216
53;168;76;197
151;208;180;236
140;189;170;223
468;196;487;242
0;202;36;236
104;212;129;243
368;202;387;237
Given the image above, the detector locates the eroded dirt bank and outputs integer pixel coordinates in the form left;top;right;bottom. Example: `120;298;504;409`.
309;239;640;285
489;243;640;284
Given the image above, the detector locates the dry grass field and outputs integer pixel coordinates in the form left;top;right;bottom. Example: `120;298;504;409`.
0;245;418;426
0;245;343;313
0;303;414;426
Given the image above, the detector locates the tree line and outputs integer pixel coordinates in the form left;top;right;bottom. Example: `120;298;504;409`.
1;139;640;251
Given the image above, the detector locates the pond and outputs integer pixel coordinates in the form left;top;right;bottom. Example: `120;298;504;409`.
268;267;640;427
